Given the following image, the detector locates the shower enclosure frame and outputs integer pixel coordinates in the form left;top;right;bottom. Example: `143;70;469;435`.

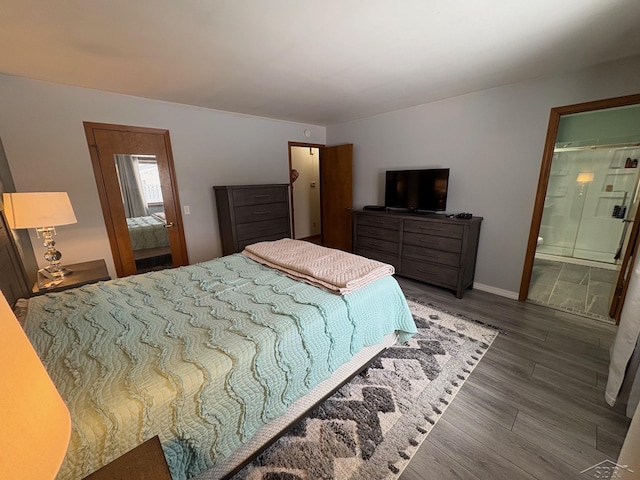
519;93;640;324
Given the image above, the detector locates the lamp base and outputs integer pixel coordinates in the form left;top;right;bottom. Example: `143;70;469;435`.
39;267;73;280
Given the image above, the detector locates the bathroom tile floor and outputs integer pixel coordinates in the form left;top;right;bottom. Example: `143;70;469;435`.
528;257;617;322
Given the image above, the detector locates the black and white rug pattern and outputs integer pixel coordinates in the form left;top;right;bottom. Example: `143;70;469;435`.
234;299;498;480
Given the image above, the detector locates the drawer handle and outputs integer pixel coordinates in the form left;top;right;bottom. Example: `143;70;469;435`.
254;194;270;198
256;227;272;231
254;211;271;215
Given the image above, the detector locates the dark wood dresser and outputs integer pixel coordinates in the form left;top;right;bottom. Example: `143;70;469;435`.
353;210;482;298
213;184;292;255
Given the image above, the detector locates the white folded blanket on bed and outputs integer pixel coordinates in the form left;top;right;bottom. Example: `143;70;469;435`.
242;238;395;294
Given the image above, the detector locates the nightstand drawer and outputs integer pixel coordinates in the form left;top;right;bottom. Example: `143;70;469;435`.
82;436;171;480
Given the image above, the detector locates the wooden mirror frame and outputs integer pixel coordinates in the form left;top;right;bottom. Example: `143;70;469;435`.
519;94;640;307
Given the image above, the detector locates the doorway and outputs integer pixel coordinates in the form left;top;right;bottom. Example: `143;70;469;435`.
521;95;640;323
288;142;354;252
290;146;321;243
84;122;189;277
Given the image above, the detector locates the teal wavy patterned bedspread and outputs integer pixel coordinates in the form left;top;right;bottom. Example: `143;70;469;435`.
23;254;416;479
126;215;169;250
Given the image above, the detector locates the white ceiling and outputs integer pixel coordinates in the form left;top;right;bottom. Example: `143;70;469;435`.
2;1;639;125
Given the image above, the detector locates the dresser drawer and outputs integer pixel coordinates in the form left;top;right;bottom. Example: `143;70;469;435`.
232;187;288;207
403;231;462;253
403;244;460;267
236;217;290;241
238;232;290;251
404;220;463;239
234;202;289;224
355;236;399;255
357;224;400;243
355;248;399;270
356;214;402;230
401;258;458;286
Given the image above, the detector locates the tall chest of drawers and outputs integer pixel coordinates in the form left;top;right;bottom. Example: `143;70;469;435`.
213;184;292;255
353;210;482;298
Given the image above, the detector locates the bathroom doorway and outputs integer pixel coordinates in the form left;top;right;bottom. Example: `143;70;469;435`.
290;145;322;243
521;96;640;323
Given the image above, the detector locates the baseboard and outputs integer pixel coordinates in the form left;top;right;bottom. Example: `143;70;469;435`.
473;283;519;300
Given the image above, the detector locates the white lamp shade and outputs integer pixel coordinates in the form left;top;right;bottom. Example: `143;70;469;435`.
0;292;71;479
3;192;77;229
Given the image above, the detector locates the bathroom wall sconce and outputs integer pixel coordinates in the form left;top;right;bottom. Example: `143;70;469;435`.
576;172;594;183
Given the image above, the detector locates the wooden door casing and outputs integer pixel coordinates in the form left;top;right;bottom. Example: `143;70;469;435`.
519;94;640;325
84;122;188;277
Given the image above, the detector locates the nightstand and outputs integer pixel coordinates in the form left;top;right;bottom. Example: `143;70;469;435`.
82;436;172;480
32;259;110;295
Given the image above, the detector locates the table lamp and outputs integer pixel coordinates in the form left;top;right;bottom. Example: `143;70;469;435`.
0;292;71;479
3;192;77;278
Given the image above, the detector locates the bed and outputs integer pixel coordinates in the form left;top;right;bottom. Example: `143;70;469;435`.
12;240;416;479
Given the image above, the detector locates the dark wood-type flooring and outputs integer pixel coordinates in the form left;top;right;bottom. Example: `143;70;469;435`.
396;277;630;480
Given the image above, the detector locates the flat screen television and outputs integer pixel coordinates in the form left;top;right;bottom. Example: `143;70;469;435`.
384;168;450;212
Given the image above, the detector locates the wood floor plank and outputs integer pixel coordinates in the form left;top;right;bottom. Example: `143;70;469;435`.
531;363;610;405
392;279;629;480
596;426;626;459
444;399;587;480
399;439;481;480
511;411;612;472
466;367;598;447
454;383;518;430
544;332;611;362
474;353;630;438
427;418;538;480
597;373;608;391
490;334;600;384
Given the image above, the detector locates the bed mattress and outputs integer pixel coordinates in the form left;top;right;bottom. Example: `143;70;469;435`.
23;254;416;479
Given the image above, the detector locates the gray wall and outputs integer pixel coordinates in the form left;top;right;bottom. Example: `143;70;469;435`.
2;55;639;294
0;74;325;278
327;55;640;296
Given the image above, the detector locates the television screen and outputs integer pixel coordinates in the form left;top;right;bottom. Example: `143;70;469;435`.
385;168;449;212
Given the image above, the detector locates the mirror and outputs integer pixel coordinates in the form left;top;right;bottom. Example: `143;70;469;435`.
114;154;173;273
522;99;640;322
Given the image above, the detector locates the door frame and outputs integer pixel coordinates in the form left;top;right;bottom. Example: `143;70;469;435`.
519;94;640;322
84;122;188;277
288;141;325;240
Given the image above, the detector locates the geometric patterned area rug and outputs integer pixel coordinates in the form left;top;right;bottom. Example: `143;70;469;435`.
233;298;499;480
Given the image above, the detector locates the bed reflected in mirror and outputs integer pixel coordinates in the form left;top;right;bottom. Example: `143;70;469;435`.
114;154;173;273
